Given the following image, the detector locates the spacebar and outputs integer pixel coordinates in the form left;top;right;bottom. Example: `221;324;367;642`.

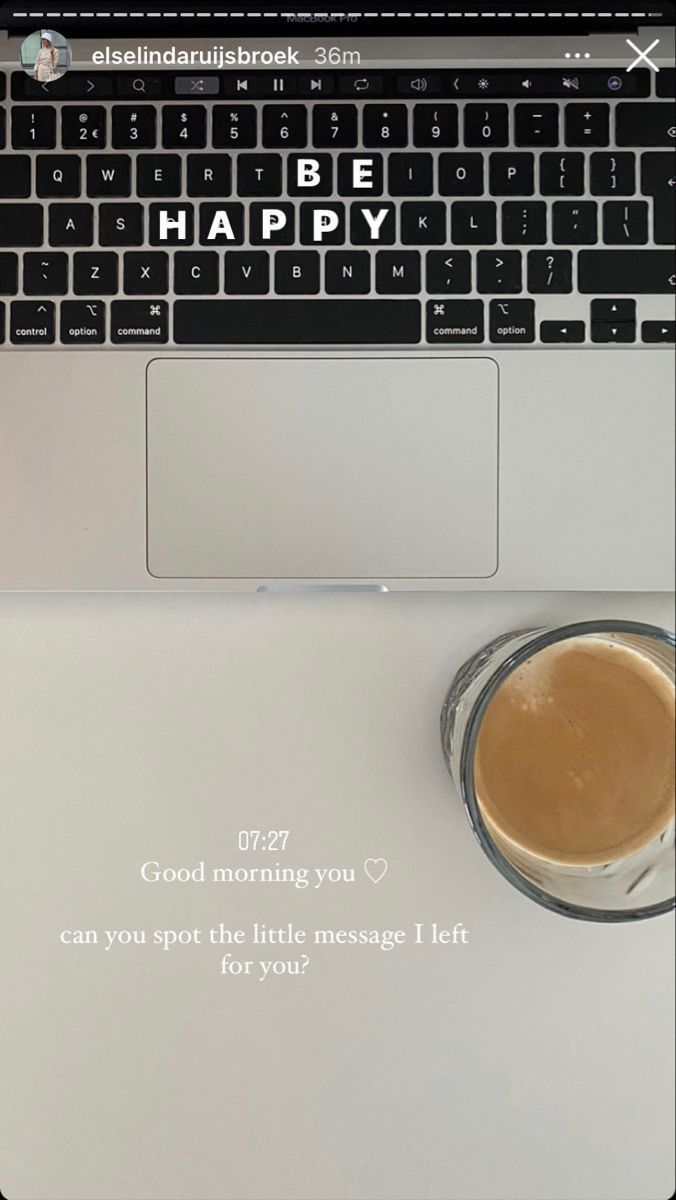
174;300;421;344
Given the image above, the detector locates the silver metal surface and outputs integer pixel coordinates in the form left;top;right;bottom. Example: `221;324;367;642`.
0;28;673;590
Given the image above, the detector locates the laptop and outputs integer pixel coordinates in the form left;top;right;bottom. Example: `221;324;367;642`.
0;4;674;591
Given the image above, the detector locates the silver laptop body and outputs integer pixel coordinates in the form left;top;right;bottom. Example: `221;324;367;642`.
0;4;674;591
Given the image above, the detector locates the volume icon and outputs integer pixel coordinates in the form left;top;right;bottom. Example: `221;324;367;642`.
410;77;428;92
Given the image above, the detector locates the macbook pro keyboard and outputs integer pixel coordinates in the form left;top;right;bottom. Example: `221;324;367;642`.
0;66;674;348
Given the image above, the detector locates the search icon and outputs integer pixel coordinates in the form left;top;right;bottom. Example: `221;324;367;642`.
132;77;146;93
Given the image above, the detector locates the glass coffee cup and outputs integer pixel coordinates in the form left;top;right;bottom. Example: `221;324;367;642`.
441;620;675;922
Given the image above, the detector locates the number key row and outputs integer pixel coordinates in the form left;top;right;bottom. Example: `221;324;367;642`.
6;101;674;150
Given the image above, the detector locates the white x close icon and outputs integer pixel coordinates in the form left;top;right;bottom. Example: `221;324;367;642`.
626;37;661;72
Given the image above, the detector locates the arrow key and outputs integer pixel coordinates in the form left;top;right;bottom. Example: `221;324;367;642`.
591;299;635;323
540;320;586;343
642;320;675;343
591;320;635;343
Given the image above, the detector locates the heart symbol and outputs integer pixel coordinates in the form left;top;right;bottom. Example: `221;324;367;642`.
364;858;388;884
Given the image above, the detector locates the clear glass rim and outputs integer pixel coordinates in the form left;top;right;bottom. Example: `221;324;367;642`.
459;619;676;924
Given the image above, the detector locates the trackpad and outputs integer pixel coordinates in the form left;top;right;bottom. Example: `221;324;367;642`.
147;358;498;579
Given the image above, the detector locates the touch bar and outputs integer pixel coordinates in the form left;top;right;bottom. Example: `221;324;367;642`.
173;300;421;344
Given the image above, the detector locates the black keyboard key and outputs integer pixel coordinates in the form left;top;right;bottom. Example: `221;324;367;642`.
602;201;648;245
237;154;282;197
0;204;43;247
591;299;635;323
502;202;547;245
616;103;676;147
10;300;55;344
439;153;484;196
174;251;219;295
325;251;370;295
642;320;675;342
337;154;383;197
48;203;93;247
413;104;458;147
375;251;421;295
477;250;522;294
112;105;156;149
552;201;598;245
0;156;30;198
62;106;106;149
224;251;270;294
23;251;68;295
111;300;168;344
400;202;446;246
262;105;307;148
250;203;295;245
162;106;206;148
464;104;509;147
641;152;676;246
187;154;232;198
73;251;118;295
578;250;676;293
540;152;585;195
527;250;573;294
388;153;433;197
540;320;585;343
426;299;484;344
86;154;131;198
288;154;333;197
564;103;609;147
656;70;675;99
489;153;534;196
312;105;358;148
590;152;635;196
489;298;535;343
641;152;675;199
173;300;420;344
451;201;496;245
199;203;245;246
299;203;345;246
213;106;257;148
591;320;635;343
363;105;408;148
36;155;81;198
426;251;471;295
137;154;182;197
123;251;169;295
99;203;144;246
350;203;396;246
11;106;56;149
60;300;106;345
514;104;558;147
274;251;320;295
0;253;19;294
0;300;6;342
149;203;194;246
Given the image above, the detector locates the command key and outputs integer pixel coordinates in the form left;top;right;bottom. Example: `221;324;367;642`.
426;299;484;344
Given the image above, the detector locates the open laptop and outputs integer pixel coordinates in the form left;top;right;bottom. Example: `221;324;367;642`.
0;3;674;591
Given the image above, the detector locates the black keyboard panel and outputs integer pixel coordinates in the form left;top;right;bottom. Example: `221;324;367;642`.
0;67;674;348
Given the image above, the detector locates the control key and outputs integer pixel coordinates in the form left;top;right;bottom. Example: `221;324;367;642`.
10;300;55;344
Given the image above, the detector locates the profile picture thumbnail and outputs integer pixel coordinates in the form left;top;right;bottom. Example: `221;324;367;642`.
20;29;72;83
